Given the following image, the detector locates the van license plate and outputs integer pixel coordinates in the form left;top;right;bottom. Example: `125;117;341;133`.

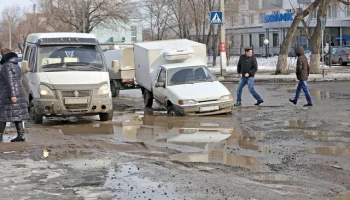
200;106;219;112
65;98;88;104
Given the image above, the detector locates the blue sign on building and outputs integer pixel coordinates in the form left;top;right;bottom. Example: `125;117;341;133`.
263;13;293;23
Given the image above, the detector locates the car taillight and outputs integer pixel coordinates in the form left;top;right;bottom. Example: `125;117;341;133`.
347;53;350;57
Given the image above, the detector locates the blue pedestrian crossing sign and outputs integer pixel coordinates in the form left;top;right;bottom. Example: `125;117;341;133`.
210;11;223;24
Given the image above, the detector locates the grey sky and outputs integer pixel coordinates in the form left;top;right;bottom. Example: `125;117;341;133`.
0;0;33;13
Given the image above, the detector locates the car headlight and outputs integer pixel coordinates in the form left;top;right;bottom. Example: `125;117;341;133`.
39;85;54;96
219;94;233;101
97;84;110;95
178;99;197;105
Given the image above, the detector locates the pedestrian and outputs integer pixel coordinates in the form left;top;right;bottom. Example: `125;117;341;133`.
234;47;264;106
0;48;29;142
289;46;313;107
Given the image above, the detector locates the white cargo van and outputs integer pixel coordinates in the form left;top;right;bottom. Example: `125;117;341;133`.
21;33;117;123
134;39;234;116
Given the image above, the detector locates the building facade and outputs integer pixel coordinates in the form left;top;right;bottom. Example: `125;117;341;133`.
227;0;350;56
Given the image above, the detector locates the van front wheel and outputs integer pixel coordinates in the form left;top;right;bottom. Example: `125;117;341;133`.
100;111;113;121
30;102;43;124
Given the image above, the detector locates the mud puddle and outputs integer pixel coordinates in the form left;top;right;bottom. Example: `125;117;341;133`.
105;163;178;199
284;120;321;128
254;174;293;181
170;151;264;171
291;129;342;137
337;192;350;200
309;147;350;157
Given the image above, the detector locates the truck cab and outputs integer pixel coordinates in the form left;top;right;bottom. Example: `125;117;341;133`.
21;33;117;123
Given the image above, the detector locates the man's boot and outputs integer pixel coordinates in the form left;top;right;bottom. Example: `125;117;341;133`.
11;122;26;142
0;122;6;142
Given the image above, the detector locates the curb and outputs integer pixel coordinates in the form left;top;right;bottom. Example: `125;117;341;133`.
219;76;350;83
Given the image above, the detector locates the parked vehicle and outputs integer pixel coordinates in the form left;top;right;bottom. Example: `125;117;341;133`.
133;39;234;116
20;32;117;123
324;46;350;66
104;48;139;97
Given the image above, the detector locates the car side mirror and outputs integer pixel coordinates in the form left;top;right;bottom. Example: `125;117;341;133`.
155;82;165;88
110;60;119;73
21;61;31;73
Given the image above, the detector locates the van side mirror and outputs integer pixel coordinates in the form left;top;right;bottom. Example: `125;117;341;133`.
155;82;165;88
21;61;31;73
110;60;119;73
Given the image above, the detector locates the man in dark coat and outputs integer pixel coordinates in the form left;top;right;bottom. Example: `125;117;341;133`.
234;47;264;106
0;48;29;142
289;46;313;107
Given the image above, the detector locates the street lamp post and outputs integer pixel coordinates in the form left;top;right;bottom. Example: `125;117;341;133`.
264;39;269;59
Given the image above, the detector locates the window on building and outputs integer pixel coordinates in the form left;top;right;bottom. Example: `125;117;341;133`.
327;4;337;18
260;13;265;23
272;11;280;15
348;1;350;16
241;35;244;47
311;9;317;18
131;26;137;42
250;15;254;24
286;9;292;13
273;33;279;47
249;34;252;47
259;34;265;47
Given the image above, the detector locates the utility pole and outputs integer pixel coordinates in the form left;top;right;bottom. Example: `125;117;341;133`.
9;21;12;49
219;0;227;76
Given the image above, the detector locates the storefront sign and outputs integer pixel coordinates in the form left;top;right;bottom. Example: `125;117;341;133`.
263;13;293;23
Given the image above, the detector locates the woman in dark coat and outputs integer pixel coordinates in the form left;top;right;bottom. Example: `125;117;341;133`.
0;48;29;142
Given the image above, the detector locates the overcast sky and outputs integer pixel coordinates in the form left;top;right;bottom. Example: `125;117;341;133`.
0;0;33;13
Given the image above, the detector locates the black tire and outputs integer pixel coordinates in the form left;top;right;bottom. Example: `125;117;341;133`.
110;81;120;97
167;106;176;117
340;58;347;66
143;90;153;107
99;111;113;121
30;102;43;124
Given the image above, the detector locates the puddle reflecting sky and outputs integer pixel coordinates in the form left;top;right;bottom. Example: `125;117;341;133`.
170;151;264;171
309;147;350;157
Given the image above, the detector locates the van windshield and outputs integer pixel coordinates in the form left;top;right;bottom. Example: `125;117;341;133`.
167;66;216;86
38;45;105;72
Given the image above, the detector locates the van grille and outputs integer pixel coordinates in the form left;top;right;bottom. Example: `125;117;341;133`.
65;104;88;110
61;90;91;97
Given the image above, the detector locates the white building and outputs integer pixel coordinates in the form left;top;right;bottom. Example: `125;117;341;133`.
227;0;350;56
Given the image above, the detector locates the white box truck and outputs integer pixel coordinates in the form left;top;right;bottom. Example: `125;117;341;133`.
104;48;138;97
134;39;234;116
20;33;118;123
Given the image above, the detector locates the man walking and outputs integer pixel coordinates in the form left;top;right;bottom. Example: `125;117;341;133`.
289;46;313;107
234;47;264;106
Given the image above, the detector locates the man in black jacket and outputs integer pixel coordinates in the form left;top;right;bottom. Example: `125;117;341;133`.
234;47;263;106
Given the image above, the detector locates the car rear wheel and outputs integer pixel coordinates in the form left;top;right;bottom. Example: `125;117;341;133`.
340;58;348;66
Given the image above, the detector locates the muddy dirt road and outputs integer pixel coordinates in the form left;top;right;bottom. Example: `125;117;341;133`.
0;82;349;200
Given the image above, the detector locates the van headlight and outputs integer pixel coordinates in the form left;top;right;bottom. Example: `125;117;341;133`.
219;94;233;101
39;85;54;96
178;99;197;105
97;84;110;95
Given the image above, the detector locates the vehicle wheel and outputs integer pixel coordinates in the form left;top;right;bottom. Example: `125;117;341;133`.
30;102;43;124
167;106;177;117
110;81;120;97
99;111;113;121
143;90;153;107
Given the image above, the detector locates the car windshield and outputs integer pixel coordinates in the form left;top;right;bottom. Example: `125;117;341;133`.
167;66;216;86
38;45;105;72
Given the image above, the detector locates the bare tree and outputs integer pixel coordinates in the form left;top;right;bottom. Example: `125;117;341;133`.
37;0;129;33
275;0;321;74
0;6;29;50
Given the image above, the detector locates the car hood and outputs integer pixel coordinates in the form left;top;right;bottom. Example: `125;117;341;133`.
168;81;231;102
38;71;109;86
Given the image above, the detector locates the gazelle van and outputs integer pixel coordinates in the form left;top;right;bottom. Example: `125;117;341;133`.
21;32;118;123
